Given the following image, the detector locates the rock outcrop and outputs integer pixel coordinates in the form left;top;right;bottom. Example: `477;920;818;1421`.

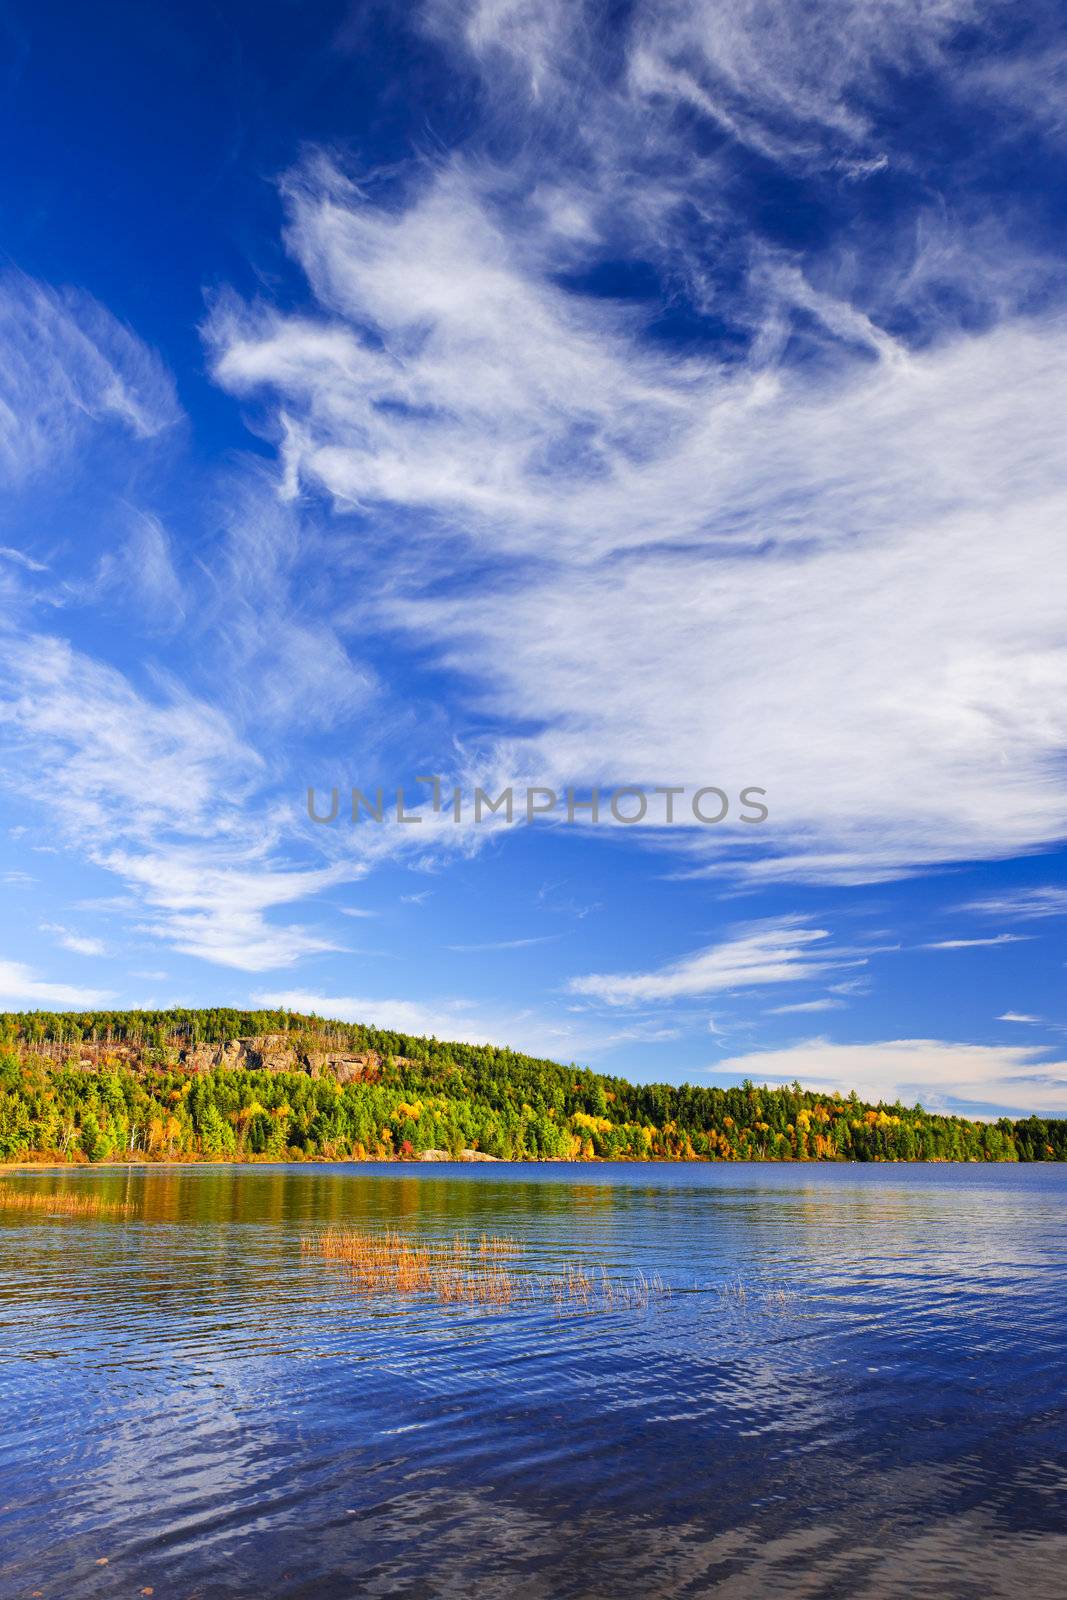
31;1035;386;1083
415;1148;501;1163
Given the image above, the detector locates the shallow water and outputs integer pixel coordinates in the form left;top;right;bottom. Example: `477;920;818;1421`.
1;1162;1064;1599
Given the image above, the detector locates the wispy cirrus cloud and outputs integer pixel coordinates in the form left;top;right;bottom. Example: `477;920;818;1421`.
922;933;1032;950
252;989;532;1046
419;0;1057;273
196;472;374;738
0;629;256;842
0;628;356;972
250;988;583;1058
963;888;1067;920
254;988;681;1057
0;958;114;1009
0;272;181;486
713;1036;1067;1116
568;918;844;1004
0;545;48;573
85;511;186;628
0;267;378;979
4;0;1067;1066
447;934;561;952
113;849;353;973
209;140;1067;885
426;0;974;189
766;997;844;1014
39;923;109;958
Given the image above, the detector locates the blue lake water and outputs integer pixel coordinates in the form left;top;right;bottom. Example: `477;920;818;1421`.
1;1161;1065;1598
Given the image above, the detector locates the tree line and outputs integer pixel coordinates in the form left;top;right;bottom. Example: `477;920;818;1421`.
0;1008;1063;1163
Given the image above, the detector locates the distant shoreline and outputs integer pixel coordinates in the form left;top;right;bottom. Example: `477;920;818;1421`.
0;1154;1018;1171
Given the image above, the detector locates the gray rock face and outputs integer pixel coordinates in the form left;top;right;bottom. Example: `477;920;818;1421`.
175;1038;384;1081
21;1034;388;1084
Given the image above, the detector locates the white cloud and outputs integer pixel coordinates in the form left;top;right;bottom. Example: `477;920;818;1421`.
828;976;872;996
997;1012;1042;1025
421;0;1065;332
209;161;683;555
447;934;560;951
0;272;181;484
5;5;1063;1021
922;934;1031;950
0;268;387;982
624;0;980;165
0;630;358;972
0;630;252;841
767;997;845;1014
210;154;1067;885
39;923;108;958
569;918;845;1004
423;0;1021;190
713;1036;1067;1115
112;849;353;973
88;512;186;625
0;958;114;1009
196;473;373;735
253;988;681;1058
0;545;47;572
964;888;1067;920
253;989;583;1057
252;990;504;1042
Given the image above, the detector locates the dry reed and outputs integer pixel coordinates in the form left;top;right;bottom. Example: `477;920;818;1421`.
304;1226;669;1315
717;1276;799;1314
0;1184;132;1219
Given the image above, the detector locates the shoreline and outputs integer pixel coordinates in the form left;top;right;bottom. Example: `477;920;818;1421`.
0;1153;1020;1171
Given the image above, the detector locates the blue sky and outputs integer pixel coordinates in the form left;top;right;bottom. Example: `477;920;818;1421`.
2;0;1067;1117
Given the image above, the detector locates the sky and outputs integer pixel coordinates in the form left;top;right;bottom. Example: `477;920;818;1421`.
1;0;1067;1118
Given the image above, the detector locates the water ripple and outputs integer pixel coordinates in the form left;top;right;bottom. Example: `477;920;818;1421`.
1;1162;1065;1598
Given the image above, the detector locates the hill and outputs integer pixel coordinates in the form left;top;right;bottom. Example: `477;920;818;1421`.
1;1007;1063;1164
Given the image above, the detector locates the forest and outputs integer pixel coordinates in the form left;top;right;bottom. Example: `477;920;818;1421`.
0;1007;1064;1164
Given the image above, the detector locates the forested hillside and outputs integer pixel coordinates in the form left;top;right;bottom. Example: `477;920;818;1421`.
1;1008;1063;1164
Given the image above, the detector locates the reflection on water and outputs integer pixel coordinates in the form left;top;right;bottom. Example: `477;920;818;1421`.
1;1163;1064;1599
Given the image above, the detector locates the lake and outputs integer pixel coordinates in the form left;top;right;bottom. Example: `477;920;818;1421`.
1;1162;1065;1598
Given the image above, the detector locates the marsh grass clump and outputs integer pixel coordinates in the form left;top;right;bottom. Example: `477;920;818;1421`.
719;1275;748;1307
548;1262;668;1313
717;1276;799;1315
0;1184;132;1219
593;1263;669;1311
305;1226;670;1315
309;1227;523;1307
